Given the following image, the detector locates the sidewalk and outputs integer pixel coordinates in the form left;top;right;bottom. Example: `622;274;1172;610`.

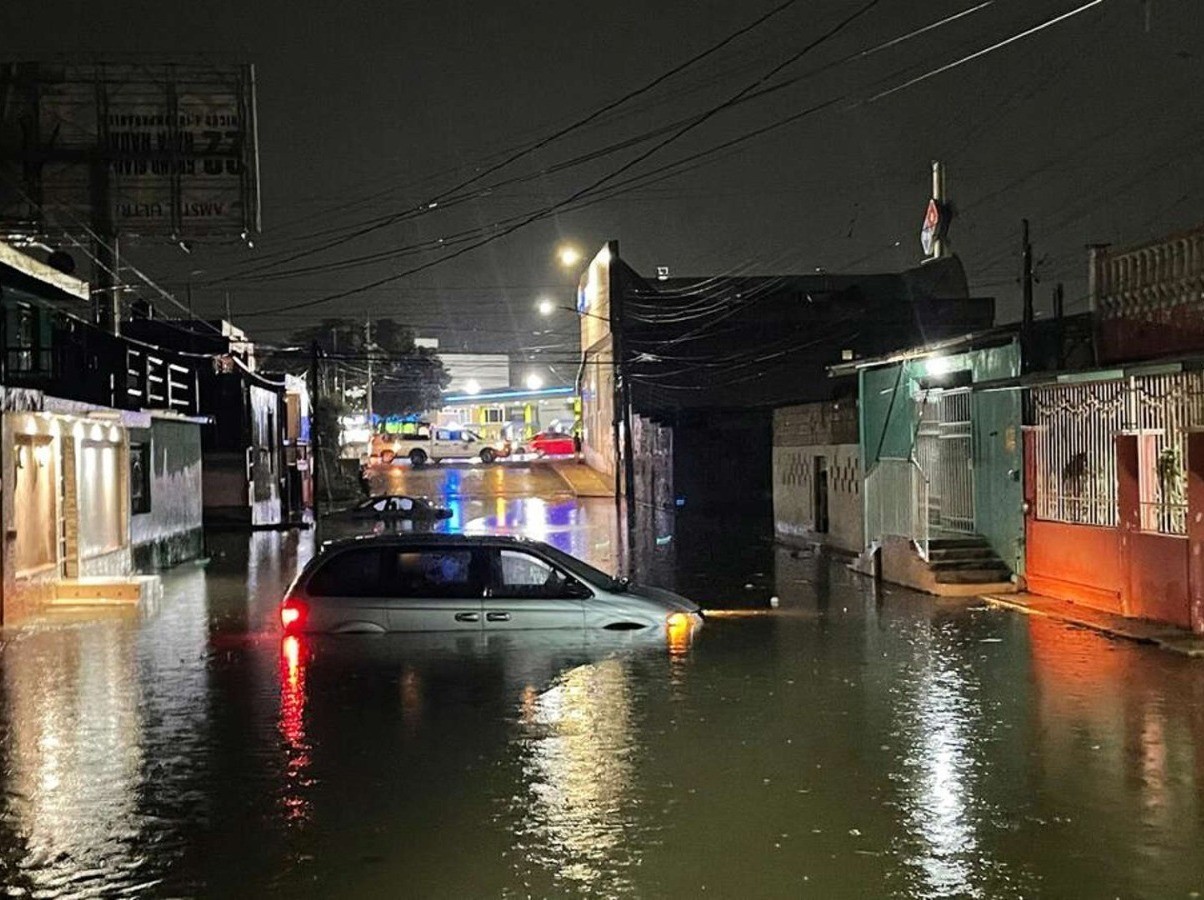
981;592;1204;657
549;460;615;498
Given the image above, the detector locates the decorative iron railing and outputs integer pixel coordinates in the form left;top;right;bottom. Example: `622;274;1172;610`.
1031;371;1204;535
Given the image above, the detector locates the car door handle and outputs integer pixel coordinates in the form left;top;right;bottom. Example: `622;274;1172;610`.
486;612;510;622
454;612;480;623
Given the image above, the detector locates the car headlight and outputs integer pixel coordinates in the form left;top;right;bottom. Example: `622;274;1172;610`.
665;611;698;651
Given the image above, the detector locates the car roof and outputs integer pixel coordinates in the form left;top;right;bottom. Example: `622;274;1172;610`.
316;532;550;555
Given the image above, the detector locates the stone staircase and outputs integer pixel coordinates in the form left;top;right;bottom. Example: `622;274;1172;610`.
926;534;1012;585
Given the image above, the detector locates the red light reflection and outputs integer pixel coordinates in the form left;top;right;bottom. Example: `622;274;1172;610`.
278;635;312;824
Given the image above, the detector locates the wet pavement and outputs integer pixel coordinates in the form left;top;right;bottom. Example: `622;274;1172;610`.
1;462;1203;898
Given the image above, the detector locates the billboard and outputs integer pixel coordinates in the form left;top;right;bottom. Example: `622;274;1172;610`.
0;62;260;240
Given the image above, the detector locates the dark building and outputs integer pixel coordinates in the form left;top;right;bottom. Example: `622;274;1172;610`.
124;318;291;526
576;243;996;564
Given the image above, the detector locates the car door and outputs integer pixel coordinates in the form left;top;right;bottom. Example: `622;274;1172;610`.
383;545;485;632
482;548;589;630
303;547;392;632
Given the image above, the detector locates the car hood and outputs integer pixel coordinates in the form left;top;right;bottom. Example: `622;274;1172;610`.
621;582;700;614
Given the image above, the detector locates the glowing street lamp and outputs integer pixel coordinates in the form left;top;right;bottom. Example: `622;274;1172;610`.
525;373;544;391
536;297;556;317
556;244;582;268
463;379;481;396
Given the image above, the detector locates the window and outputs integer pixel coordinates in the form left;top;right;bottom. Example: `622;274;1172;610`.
308;549;385;598
130;442;152;514
371;497;414;513
391;549;478;598
493;550;582;599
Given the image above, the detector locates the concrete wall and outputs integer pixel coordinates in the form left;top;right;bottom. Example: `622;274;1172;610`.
581;338;615;479
773;402;862;553
1;411;59;623
131;418;205;569
631;414;676;585
1024;430;1200;632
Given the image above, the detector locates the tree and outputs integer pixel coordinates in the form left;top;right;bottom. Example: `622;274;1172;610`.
265;317;449;422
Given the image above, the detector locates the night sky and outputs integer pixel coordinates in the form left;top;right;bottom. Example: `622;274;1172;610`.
3;0;1202;374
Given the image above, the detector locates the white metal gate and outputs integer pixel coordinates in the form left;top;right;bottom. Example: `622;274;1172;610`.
916;389;975;534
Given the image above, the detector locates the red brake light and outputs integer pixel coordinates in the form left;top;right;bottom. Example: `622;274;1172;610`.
281;596;308;631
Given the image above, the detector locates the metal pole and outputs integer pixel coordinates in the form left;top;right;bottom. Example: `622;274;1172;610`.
1022;219;1035;333
365;317;374;430
1053;282;1065;369
606;240;638;570
931;161;947;259
309;340;321;523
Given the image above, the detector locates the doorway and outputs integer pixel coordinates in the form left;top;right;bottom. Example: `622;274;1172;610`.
813;455;829;534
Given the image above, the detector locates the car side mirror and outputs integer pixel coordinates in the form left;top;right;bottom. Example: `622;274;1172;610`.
564;578;592;600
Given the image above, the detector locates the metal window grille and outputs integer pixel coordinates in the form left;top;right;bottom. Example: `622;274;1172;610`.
1031;372;1204;535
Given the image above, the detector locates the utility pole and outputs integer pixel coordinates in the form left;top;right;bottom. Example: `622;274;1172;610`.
1021;219;1035;334
365;317;374;432
931;161;947;259
330;326;339;400
309;340;322;523
1053;282;1065;369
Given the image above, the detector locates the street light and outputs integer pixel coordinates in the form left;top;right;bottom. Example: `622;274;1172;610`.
556;244;582;268
463;379;481;395
525;373;544;391
536;297;555;317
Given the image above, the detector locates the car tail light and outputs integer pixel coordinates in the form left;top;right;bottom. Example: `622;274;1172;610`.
280;596;309;632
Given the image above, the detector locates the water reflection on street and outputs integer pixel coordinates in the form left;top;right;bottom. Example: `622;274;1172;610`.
0;462;1201;897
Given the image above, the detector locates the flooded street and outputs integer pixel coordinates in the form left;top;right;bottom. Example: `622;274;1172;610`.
1;463;1203;898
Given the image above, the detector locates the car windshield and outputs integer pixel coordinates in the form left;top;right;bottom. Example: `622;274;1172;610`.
538;544;625;591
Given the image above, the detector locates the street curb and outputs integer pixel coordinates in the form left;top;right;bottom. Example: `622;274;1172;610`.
547;461;615;499
980;594;1204;658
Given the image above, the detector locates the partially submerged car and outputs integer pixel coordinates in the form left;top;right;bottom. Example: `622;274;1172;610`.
279;533;703;639
345;495;453;521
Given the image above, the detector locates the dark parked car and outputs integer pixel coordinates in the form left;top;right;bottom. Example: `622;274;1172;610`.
345;495;452;521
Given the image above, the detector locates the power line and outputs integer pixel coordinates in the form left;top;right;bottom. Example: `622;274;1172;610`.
860;0;1108;104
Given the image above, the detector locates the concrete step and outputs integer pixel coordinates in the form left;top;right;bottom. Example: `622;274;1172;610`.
928;546;997;562
934;566;1014;584
929;557;1010;571
53;576;162;606
927;537;992;551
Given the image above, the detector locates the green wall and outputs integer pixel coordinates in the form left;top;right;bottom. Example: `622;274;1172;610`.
859;360;925;467
969;342;1024;573
858;341;1024;573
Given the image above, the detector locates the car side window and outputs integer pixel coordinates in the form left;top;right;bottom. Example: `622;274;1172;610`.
308;549;385;598
391;549;479;599
436;429;452;441
493;550;583;600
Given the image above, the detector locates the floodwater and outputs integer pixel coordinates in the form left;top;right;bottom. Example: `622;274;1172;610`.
1;462;1203;898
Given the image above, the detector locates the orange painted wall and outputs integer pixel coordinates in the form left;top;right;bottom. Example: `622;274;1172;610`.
1026;519;1122;614
1126;532;1192;628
